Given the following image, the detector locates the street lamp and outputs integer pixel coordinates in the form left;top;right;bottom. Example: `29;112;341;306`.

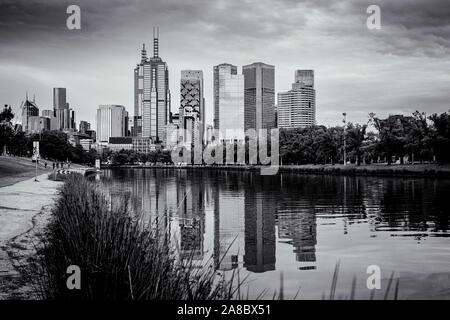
343;113;347;166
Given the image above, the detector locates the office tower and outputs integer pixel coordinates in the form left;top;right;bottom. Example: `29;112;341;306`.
213;63;237;130
180;70;205;142
53;88;76;131
242;62;275;131
79;120;91;134
133;27;170;142
213;63;244;140
21;95;39;133
42;109;57;131
96;105;128;143
277;70;316;128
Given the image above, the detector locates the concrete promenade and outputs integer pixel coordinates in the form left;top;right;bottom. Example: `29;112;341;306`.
0;173;62;299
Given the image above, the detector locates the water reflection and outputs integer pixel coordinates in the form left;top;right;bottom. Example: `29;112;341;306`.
96;169;450;299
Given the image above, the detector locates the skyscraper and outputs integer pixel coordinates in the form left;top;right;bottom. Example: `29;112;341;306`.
96;105;128;143
242;62;275;131
213;63;237;130
213;63;244;140
180;70;205;143
53;87;75;131
277;70;316;128
133;27;170;142
21;94;39;133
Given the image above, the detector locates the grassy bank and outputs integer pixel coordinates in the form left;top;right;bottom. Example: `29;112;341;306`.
0;156;51;187
28;174;237;300
105;163;450;178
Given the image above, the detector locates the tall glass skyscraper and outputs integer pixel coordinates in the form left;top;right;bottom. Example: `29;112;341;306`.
53;87;75;131
134;27;170;142
213;63;237;130
277;70;316;128
242;62;275;131
213;63;244;140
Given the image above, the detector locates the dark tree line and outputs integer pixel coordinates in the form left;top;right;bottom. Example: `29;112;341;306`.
3;105;450;166
280;110;450;165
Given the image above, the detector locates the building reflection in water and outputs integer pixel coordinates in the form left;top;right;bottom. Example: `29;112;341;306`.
177;171;205;261
99;170;322;273
243;180;276;273
213;177;245;271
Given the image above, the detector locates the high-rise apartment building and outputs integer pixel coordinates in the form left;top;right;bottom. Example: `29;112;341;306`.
96;105;128;143
242;62;275;131
213;63;237;130
213;63;244;140
133;27;170;142
277;70;316;128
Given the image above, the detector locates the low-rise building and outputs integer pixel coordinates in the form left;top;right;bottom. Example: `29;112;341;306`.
108;137;133;152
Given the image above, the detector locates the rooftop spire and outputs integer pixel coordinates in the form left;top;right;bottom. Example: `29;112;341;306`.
141;43;147;62
153;26;159;58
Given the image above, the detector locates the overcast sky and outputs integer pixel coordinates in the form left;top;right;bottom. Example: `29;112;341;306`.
0;0;449;127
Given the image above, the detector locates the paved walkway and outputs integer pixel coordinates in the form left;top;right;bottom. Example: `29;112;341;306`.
0;173;62;299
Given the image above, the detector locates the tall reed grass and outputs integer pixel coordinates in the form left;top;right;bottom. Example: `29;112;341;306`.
29;174;236;300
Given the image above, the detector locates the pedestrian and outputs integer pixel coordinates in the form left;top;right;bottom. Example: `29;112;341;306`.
52;162;55;170
45;162;47;168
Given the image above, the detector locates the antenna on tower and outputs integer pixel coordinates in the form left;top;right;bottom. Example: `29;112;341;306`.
153;26;159;58
141;43;147;62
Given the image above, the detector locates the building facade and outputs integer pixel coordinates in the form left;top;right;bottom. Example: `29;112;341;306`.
79;120;91;134
213;63;237;130
214;63;244;141
21;97;39;133
180;70;204;143
96;105;128;143
242;62;275;131
133;27;170;142
53;88;76;131
27;116;50;134
108;137;133;152
277;70;316;128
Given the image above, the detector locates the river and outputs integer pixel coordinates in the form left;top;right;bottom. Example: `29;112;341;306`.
95;168;450;300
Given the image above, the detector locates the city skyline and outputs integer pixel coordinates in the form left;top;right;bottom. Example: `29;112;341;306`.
1;0;449;129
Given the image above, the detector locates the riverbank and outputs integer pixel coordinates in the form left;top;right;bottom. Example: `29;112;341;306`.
104;163;450;178
0;173;62;299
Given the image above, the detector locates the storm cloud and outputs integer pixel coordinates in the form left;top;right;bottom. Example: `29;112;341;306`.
0;0;449;126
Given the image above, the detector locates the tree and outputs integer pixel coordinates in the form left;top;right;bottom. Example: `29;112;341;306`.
346;123;367;165
429;110;450;163
0;105;15;153
371;114;410;164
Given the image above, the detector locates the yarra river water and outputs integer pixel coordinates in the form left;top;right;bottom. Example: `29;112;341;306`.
95;168;450;299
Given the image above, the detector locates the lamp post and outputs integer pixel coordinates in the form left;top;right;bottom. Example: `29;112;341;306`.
343;113;347;166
